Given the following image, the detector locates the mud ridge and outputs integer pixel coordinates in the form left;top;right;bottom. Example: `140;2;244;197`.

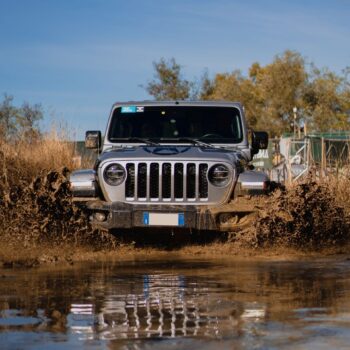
253;181;350;248
0;168;116;247
1;168;350;262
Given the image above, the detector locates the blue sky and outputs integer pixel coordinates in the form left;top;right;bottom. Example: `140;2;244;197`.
1;0;349;139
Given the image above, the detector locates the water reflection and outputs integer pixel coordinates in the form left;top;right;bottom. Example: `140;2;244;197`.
1;258;350;349
67;272;262;340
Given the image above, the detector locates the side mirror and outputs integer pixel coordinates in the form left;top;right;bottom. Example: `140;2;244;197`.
252;131;268;155
85;130;102;150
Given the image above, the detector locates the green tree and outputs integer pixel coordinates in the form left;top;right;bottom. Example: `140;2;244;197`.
18;102;43;140
197;69;215;100
145;58;193;100
0;94;43;141
197;51;308;135
254;50;307;135
0;94;18;139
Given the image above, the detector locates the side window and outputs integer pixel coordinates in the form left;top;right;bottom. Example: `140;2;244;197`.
231;114;242;140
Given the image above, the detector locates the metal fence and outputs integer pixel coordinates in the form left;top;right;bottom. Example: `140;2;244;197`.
251;133;350;184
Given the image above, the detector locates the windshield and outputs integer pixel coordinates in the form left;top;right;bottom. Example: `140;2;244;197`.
107;105;243;144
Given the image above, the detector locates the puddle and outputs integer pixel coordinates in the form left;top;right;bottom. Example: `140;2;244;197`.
1;257;350;349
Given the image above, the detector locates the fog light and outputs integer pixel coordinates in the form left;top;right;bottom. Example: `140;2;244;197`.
94;212;106;222
219;213;238;225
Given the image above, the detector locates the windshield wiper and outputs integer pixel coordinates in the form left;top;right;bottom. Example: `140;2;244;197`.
174;137;221;149
110;137;159;146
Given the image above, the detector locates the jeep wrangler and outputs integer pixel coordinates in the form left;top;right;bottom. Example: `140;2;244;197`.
70;101;269;232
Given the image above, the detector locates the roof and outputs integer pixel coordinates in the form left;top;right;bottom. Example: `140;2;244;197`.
111;100;243;109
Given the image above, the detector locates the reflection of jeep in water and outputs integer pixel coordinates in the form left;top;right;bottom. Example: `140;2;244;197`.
70;101;269;232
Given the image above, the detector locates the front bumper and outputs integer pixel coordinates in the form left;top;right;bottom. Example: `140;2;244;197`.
84;200;257;232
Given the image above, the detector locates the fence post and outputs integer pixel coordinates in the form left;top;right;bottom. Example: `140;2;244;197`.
306;137;311;176
286;138;292;185
321;137;326;179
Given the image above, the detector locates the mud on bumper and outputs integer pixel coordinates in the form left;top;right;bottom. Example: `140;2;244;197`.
83;200;257;232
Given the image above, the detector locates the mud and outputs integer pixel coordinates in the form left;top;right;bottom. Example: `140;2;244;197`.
1;167;350;267
0;168;117;247
253;181;350;248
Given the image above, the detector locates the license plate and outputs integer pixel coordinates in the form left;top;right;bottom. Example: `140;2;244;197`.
143;213;185;226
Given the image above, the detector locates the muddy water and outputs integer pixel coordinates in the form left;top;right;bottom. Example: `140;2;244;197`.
1;257;350;350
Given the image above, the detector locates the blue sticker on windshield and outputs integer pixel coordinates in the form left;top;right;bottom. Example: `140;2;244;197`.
121;106;137;113
121;106;144;113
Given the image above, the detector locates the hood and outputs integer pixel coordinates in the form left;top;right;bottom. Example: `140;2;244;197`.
96;145;243;167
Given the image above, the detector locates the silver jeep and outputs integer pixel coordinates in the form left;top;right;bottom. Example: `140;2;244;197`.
70;101;269;232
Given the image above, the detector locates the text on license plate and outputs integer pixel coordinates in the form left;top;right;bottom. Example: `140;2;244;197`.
143;213;185;226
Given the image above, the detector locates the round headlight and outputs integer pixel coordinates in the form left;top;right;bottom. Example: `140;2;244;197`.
103;163;126;186
208;164;231;187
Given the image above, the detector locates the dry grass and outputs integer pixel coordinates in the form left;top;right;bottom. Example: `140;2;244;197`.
327;175;350;213
0;128;78;208
1;129;76;182
21;131;76;170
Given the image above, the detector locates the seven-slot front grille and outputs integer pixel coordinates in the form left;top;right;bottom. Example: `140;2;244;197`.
125;162;209;202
